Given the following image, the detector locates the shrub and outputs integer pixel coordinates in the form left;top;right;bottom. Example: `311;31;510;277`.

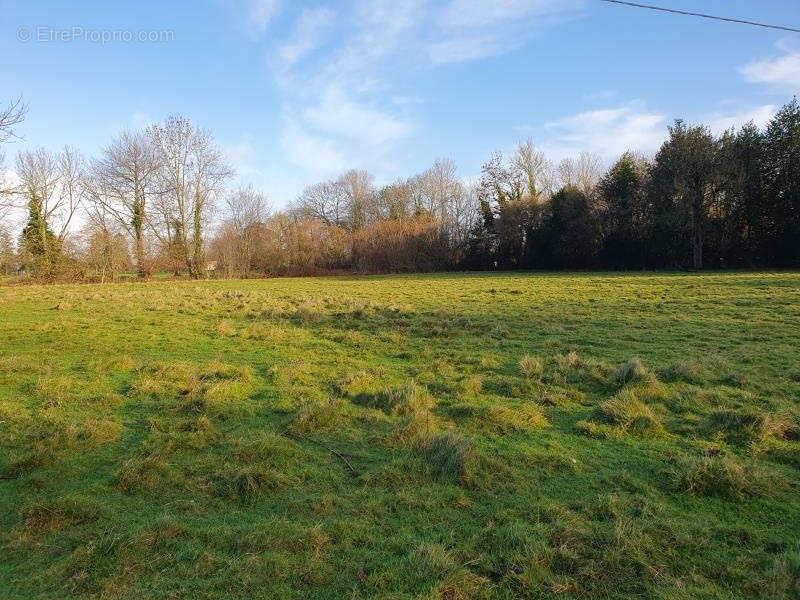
671;452;783;500
351;218;450;273
518;354;543;379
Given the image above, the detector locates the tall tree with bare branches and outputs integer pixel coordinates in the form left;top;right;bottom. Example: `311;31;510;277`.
15;147;84;275
87;130;159;277
149;116;232;278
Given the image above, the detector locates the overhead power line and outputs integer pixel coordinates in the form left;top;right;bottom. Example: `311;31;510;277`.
600;0;800;33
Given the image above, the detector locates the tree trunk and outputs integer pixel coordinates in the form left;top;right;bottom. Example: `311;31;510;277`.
133;188;148;278
192;195;203;279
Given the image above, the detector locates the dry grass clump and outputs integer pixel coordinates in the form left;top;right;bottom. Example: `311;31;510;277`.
416;431;476;483
449;402;548;435
661;356;729;385
335;369;381;400
428;570;490;600
1;415;121;480
363;382;435;417
708;410;800;450
708;409;766;444
33;376;119;409
611;357;655;386
148;414;218;450
0;450;52;481
289;398;350;435
295;300;325;324
576;388;665;439
671;451;783;500
215;319;237;337
242;321;285;341
231;467;293;499
537;385;587;407
461;375;483;396
114;453;178;495
132;361;256;420
22;494;108;534
766;414;800;442
518;354;544;379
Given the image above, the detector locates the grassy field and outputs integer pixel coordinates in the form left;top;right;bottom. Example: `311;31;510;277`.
1;272;799;599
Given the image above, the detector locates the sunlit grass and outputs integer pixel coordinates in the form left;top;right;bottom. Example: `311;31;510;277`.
1;271;799;599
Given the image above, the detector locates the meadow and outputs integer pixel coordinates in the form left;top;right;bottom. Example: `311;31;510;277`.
0;271;799;599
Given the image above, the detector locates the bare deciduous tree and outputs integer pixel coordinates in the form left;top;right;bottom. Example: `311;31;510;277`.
557;152;604;197
215;184;270;276
14;147;84;273
0;97;28;220
0;96;27;144
82;200;131;282
338;169;375;231
148;116;232;278
292;180;348;227
87;130;159;277
513;139;554;201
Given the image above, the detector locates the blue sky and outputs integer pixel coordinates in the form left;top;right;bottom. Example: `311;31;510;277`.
2;0;799;207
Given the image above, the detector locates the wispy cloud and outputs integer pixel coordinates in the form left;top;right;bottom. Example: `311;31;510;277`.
303;86;415;146
224;138;263;177
259;0;583;198
741;49;800;91
430;0;583;63
276;7;335;67
247;0;281;33
440;0;574;29
707;104;777;135
541;101;667;160
279;116;348;176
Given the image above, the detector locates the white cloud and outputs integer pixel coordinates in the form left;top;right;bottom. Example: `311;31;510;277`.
279;117;348;176
224;138;263;177
263;0;582;202
430;0;583;63
541;102;667;160
707;105;777;135
303;86;414;146
741;51;800;90
277;7;335;66
248;0;281;32
440;0;569;29
428;35;522;64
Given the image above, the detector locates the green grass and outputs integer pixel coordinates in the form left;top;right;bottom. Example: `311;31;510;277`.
1;271;799;599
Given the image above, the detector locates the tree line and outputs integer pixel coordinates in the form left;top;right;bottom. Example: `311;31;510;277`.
0;98;798;281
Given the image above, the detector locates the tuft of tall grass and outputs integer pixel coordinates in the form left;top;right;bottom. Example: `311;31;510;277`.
22;494;108;534
671;452;783;500
417;431;476;483
611;358;655;386
518;354;544;379
577;387;666;439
